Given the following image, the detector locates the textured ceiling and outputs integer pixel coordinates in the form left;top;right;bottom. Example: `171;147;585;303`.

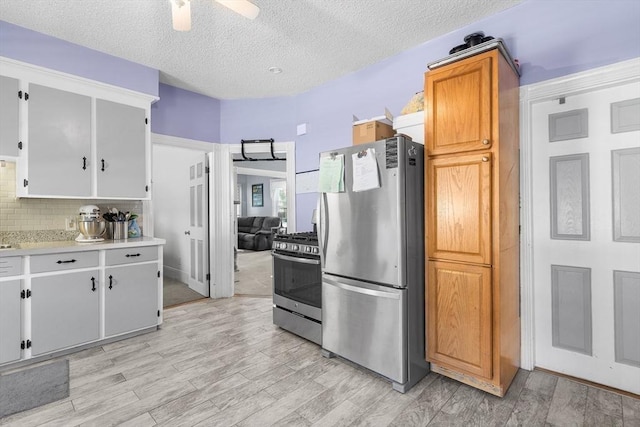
0;0;522;99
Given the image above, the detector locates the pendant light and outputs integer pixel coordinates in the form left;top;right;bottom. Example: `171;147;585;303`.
171;0;191;32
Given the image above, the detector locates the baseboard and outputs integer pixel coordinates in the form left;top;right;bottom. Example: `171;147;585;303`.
164;266;189;284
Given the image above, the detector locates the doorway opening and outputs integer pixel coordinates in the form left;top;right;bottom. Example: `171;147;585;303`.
149;137;295;300
233;166;286;297
152;138;211;307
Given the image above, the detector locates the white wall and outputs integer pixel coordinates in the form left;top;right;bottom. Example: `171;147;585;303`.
153;144;207;281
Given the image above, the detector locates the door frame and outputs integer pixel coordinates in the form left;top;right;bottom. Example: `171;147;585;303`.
519;57;640;370
150;135;295;299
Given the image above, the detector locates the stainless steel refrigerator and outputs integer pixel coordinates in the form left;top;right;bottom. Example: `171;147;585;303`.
318;135;429;393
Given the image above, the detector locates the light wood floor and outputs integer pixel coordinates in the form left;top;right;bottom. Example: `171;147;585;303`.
234;250;272;297
2;296;639;426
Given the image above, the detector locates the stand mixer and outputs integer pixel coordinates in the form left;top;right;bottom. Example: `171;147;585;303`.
76;205;106;242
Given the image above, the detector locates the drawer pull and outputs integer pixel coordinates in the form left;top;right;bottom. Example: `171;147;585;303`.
56;259;77;264
125;253;141;258
109;275;113;290
91;277;96;292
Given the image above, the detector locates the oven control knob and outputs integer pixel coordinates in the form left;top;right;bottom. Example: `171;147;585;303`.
279;243;287;250
313;247;319;254
292;245;299;251
305;247;311;253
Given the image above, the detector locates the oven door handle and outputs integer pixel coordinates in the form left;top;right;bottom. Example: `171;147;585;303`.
273;252;321;265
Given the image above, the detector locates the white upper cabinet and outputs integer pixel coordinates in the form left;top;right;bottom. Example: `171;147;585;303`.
0;75;20;157
96;99;148;199
27;83;92;197
0;57;157;200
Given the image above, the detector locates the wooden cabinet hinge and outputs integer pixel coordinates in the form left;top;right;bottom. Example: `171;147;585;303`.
18;141;22;150
157;270;161;278
23;179;28;187
157;310;160;317
145;185;149;192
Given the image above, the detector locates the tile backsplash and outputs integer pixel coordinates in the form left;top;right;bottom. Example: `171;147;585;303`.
0;161;142;242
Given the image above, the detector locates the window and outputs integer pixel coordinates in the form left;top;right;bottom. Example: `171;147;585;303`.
271;179;287;226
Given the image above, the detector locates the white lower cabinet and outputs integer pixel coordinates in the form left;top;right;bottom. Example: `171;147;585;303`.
31;270;100;356
0;242;162;368
105;262;159;337
0;280;22;364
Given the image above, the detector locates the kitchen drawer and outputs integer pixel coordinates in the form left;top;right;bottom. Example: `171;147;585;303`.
0;256;22;277
31;251;99;273
105;246;158;266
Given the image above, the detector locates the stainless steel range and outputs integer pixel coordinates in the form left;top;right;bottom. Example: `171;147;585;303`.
272;232;322;345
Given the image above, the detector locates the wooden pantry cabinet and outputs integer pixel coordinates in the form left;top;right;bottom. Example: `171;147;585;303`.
424;48;520;397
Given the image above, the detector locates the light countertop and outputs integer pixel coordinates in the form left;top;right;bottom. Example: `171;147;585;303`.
0;237;165;257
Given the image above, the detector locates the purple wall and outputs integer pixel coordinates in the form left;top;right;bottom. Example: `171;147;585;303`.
0;21;159;97
220;0;640;231
151;83;221;143
220;97;297;144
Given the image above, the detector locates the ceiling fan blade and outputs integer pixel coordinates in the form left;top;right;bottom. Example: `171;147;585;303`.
171;0;191;31
215;0;260;20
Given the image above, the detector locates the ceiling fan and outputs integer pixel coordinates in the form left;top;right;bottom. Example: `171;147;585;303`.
171;0;260;31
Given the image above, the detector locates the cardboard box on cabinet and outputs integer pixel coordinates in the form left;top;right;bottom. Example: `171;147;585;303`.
352;108;395;145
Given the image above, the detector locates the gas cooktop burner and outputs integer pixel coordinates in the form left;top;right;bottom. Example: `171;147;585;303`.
274;232;318;243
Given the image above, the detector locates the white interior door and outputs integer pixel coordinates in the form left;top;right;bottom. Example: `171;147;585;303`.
531;80;640;394
187;153;210;297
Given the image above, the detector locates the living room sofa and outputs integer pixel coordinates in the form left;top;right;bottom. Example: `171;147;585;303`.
237;216;281;251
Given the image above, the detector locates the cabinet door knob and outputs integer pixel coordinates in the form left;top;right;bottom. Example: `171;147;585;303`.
101;159;106;172
108;274;113;290
482;139;490;145
91;277;96;292
185;231;191;235
82;157;87;170
482;156;490;162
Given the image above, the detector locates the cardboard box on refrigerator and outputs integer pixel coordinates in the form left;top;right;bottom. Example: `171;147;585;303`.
352;108;395;145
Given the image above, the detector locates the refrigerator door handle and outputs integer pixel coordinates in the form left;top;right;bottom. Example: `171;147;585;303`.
320;192;329;265
324;276;401;299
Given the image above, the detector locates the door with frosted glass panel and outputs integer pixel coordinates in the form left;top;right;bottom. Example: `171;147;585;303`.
187;153;210;297
532;80;640;394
